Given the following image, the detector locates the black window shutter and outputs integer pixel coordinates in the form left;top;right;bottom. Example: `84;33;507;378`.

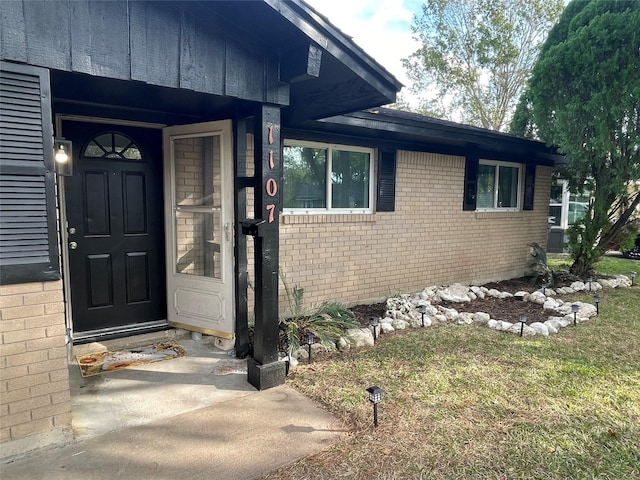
0;61;60;285
376;148;396;212
463;156;479;211
523;164;536;211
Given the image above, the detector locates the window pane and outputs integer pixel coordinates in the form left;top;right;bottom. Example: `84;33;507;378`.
548;205;562;226
283;146;326;208
173;135;222;207
497;166;519;208
175;211;221;279
331;150;370;208
477;164;495;208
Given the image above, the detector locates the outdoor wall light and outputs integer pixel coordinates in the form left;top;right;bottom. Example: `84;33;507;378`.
518;313;528;337
306;333;315;364
631;271;637;286
53;138;73;176
369;317;380;342
366;386;383;427
571;304;579;326
418;305;427;327
593;294;600;315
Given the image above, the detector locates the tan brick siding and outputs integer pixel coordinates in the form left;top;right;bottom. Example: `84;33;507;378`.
0;280;72;458
277;150;552;308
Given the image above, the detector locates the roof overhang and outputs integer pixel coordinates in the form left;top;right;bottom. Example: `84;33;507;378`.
289;108;564;166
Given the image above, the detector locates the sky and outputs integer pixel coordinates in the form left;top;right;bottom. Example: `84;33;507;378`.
304;0;423;104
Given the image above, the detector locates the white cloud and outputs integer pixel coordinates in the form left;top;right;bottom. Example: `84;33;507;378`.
305;0;422;97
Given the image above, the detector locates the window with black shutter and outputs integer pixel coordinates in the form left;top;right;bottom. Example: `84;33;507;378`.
0;62;60;285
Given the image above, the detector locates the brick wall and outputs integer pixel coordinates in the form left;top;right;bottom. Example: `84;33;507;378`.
0;280;72;460
277;150;552;308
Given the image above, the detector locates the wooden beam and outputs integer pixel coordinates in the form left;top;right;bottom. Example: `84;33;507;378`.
281;44;322;83
247;104;286;390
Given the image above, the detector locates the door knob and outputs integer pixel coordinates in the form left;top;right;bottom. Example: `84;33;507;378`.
69;241;78;250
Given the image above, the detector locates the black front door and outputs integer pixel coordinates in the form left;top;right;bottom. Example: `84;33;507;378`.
63;121;166;336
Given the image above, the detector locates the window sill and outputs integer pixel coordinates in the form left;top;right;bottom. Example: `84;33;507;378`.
475;210;524;220
282;213;376;225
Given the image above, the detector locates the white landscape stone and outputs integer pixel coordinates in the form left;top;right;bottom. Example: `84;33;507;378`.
530;322;549;336
473;312;491;324
380;322;395;334
487;319;499;329
456;312;474;325
543;321;558;334
391;319;409;330
514;291;529;301
346;328;375;348
543;298;560;311
570;281;586;292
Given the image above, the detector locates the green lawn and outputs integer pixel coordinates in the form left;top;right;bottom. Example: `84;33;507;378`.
265;256;640;480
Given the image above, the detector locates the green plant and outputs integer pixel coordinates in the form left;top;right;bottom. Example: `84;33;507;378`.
527;242;556;286
280;273;359;354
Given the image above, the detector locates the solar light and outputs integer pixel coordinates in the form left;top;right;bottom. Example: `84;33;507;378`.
587;277;593;292
369;317;380;342
306;333;315;364
518;313;528;337
418;305;427;327
571;304;579;326
631;271;637;286
593;294;600;315
366;386;383;427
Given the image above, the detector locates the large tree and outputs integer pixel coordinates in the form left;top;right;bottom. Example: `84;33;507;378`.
511;0;640;276
402;0;563;131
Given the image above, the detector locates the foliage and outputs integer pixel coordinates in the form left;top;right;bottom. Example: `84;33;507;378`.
527;242;555;286
280;273;359;354
402;0;563;131
511;0;640;276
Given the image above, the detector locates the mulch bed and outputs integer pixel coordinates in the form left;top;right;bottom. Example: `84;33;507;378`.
349;277;563;326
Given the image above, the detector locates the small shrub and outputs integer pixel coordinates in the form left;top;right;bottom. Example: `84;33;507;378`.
280;274;359;354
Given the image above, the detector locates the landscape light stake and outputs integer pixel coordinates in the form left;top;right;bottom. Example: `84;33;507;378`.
366;386;383;427
306;333;315;364
631;271;637;286
518;314;528;337
369;317;380;342
594;294;600;315
587;276;593;292
571;304;579;326
418;305;428;327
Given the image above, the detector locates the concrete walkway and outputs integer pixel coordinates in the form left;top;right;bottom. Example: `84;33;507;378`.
1;333;344;480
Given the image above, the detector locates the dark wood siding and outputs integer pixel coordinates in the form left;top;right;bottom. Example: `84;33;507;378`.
0;62;60;284
0;1;288;105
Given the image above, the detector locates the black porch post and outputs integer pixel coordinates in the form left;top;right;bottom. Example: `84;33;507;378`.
247;104;286;389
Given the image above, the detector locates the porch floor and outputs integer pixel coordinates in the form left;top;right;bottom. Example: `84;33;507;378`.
3;331;344;480
69;330;256;440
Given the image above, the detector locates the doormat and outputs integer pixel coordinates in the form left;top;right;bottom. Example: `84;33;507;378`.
76;341;186;377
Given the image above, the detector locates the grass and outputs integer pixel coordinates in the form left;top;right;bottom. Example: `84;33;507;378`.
264;256;640;480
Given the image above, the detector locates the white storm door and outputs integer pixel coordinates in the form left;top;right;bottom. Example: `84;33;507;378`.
163;121;234;339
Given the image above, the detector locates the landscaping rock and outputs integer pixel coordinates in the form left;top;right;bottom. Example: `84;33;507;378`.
514;291;529;301
571;281;586;292
391;319;409;330
346;328;375;348
543;298;560;311
530;322;549;336
487;319;499;329
456;312;474;325
544;321;559;334
473;312;491;324
380;322;395;334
